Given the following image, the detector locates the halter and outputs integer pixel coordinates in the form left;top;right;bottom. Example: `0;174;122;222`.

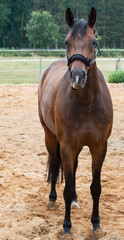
67;43;101;68
67;52;96;68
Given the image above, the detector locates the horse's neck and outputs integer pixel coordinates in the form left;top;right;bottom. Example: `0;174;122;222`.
87;63;99;93
75;64;100;104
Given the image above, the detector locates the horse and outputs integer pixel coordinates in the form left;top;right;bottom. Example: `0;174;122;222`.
38;7;113;238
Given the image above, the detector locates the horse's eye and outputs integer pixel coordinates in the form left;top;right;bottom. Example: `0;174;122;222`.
65;40;69;47
92;40;97;48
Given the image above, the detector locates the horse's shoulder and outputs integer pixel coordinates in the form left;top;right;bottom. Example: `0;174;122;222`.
97;67;110;94
97;67;105;82
48;60;67;72
39;60;67;91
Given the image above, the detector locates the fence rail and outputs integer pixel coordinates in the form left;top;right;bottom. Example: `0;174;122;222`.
1;48;124;59
0;58;59;62
0;48;124;52
0;58;124;61
0;57;124;84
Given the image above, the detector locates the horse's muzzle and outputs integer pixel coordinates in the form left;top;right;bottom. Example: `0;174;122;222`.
70;70;87;90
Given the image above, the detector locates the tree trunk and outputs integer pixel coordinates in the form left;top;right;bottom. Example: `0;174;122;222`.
76;0;78;18
103;42;106;48
121;37;123;49
102;0;106;50
113;40;116;48
21;12;24;47
55;41;58;49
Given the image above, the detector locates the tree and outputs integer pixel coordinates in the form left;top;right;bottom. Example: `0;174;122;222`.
26;10;59;48
0;3;10;47
0;0;34;48
0;0;123;49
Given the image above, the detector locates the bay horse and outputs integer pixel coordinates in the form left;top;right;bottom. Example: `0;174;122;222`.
38;7;113;238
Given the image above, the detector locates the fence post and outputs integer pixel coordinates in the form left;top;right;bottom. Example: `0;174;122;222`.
39;58;42;78
116;57;121;72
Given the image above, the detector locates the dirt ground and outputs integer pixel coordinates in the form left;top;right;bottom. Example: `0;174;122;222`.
0;83;124;240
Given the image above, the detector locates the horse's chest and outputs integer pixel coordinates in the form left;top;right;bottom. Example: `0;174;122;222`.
72;118;99;137
78;121;101;144
66;111;110;146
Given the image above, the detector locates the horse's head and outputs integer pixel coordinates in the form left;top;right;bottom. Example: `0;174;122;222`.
65;7;98;90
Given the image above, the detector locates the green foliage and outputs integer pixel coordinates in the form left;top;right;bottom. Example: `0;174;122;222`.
0;49;124;58
0;49;66;57
0;3;10;36
26;11;42;45
108;71;124;83
100;50;124;57
1;51;32;57
37;50;66;57
26;11;59;48
0;0;124;49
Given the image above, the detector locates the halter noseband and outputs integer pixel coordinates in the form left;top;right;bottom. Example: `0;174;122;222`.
67;52;96;68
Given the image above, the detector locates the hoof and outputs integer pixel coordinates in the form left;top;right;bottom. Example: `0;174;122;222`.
71;200;80;209
60;233;73;240
92;228;105;239
47;201;56;210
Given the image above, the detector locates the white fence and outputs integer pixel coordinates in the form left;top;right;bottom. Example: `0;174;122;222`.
0;57;124;83
1;48;124;52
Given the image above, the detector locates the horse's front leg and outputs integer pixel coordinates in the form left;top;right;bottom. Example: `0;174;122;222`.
90;142;107;234
60;144;76;237
71;153;81;209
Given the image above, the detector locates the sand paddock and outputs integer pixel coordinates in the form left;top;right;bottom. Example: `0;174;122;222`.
0;83;124;240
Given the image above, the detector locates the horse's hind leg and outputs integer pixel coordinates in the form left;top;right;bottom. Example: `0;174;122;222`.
44;128;61;209
90;142;107;234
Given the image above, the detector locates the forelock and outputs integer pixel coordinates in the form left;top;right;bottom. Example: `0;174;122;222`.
71;19;87;38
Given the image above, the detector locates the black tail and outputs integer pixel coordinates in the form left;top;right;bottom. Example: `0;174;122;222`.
47;141;63;183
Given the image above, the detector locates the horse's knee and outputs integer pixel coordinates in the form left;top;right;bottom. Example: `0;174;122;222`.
90;181;101;200
90;172;101;200
64;185;75;204
63;174;75;204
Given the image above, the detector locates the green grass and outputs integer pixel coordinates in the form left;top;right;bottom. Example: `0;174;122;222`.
0;56;60;84
108;71;124;83
0;56;124;84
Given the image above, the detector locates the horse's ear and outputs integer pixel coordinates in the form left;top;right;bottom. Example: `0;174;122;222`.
88;7;96;27
66;8;74;27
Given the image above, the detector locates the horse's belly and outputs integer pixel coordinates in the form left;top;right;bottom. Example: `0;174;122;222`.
42;110;56;135
40;63;66;135
41;84;56;135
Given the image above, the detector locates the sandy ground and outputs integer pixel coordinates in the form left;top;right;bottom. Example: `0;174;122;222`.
0;83;124;240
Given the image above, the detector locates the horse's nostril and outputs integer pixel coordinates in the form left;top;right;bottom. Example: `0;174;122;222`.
81;71;86;78
70;71;73;78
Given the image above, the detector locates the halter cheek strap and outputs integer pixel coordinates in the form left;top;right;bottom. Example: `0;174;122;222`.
67;52;96;68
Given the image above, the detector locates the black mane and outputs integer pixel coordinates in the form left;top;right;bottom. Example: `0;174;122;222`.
71;19;87;38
